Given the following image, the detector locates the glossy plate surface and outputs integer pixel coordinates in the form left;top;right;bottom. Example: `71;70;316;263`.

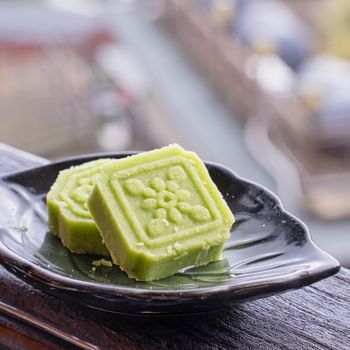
0;153;340;315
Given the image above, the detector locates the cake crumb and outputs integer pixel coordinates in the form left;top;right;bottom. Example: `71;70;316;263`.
92;258;113;268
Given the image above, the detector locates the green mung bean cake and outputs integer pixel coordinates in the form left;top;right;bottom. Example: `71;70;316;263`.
88;145;234;281
47;159;113;256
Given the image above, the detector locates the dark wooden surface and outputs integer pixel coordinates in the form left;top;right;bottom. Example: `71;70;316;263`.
0;143;349;350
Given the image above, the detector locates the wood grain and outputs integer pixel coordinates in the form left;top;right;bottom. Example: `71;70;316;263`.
0;143;349;350
0;315;69;350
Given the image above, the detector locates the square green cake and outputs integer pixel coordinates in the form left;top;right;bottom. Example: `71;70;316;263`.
88;144;234;281
47;159;112;256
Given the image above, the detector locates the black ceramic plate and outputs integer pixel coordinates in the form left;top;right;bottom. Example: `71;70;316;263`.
0;153;340;315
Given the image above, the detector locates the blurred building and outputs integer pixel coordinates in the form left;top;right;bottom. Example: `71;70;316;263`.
0;1;156;158
161;0;350;220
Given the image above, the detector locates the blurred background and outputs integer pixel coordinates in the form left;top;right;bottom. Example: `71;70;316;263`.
0;0;349;266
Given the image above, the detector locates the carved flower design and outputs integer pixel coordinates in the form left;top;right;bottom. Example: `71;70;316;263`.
69;175;99;213
124;166;211;237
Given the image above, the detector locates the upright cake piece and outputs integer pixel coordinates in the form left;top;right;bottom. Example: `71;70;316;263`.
47;159;113;256
88;145;235;281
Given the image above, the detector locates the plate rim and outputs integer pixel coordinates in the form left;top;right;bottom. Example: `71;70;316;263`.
0;152;341;301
